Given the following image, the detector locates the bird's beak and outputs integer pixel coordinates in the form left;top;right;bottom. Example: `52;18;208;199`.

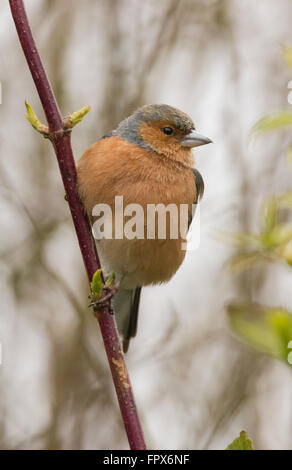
181;130;212;148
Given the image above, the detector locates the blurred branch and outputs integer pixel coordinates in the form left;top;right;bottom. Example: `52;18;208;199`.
8;0;146;450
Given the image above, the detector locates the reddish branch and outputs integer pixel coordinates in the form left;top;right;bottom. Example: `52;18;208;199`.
9;0;146;450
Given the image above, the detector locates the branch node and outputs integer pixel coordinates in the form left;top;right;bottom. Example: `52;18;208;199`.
89;269;119;313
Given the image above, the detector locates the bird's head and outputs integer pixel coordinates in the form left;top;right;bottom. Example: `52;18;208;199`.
116;104;212;166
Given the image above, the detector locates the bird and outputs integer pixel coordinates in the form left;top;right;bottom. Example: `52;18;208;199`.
77;104;211;352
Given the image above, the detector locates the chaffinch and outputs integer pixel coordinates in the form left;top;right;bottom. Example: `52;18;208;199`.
77;104;211;351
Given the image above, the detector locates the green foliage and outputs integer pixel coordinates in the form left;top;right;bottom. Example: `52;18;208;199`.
226;431;254;450
105;272;116;287
252;112;292;136
227;194;292;270
228;303;292;366
261;195;277;232
226;47;292;373
91;269;103;301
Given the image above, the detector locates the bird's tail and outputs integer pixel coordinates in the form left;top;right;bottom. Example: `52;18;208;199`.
113;286;142;352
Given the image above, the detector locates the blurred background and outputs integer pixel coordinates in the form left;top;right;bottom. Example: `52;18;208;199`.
1;0;292;450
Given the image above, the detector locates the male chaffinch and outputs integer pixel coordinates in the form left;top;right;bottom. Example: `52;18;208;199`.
77;104;211;351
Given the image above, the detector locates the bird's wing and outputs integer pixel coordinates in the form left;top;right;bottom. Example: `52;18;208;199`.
188;168;204;228
192;168;205;202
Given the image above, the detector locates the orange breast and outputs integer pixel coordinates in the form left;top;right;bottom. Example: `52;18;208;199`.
77;137;197;287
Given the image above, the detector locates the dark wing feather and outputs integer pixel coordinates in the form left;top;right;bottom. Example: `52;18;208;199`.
188;168;204;228
192;168;204;201
122;287;142;353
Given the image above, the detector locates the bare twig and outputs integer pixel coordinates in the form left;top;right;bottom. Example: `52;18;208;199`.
9;0;146;450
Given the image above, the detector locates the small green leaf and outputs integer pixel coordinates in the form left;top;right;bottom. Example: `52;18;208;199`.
25;101;48;134
105;273;116;287
252;112;292;135
278;240;292;266
227;302;292;365
91;269;103;300
226;431;254;450
260;223;292;250
69;105;91;127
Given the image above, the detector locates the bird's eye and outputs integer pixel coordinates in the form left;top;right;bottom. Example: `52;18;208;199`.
162;127;173;135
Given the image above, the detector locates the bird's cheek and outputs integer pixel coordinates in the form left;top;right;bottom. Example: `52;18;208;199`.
138;122;164;150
